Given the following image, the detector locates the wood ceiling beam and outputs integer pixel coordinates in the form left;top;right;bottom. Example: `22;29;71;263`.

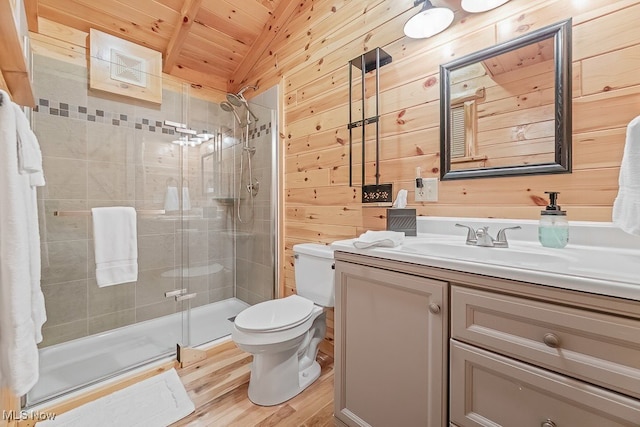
163;0;203;73
229;0;299;91
255;0;277;12
24;0;39;32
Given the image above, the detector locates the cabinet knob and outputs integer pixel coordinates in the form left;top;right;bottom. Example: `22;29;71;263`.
428;303;441;314
543;333;560;348
542;419;557;427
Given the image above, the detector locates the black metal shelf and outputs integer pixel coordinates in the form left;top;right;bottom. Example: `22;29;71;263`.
348;47;393;205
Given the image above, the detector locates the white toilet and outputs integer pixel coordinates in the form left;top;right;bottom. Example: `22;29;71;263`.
231;243;335;406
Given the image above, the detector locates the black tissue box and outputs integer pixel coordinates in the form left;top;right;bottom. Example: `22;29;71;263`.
386;208;416;236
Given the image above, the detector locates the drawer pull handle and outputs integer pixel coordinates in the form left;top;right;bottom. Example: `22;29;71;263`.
543;333;560;348
542;419;557;427
428;303;441;314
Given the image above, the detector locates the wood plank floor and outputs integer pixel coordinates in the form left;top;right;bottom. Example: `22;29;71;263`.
172;344;335;427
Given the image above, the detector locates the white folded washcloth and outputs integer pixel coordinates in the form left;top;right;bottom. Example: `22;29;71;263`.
613;115;640;235
164;186;179;212
353;230;405;249
92;207;138;287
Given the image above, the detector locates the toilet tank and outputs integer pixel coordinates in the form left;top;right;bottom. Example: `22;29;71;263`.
293;243;335;307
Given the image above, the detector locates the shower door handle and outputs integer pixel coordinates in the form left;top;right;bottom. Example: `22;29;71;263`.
165;288;187;298
175;293;197;302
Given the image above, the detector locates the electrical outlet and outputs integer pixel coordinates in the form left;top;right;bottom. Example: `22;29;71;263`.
416;177;438;202
415;178;427;202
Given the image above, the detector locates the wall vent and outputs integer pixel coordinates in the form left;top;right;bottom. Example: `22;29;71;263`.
110;49;147;87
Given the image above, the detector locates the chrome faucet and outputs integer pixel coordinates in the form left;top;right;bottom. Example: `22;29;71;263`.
455;224;521;248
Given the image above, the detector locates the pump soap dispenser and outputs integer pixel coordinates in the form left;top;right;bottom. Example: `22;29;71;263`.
539;191;568;248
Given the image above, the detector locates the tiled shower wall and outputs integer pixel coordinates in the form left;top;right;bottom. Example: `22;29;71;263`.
33;53;238;347
235;100;275;305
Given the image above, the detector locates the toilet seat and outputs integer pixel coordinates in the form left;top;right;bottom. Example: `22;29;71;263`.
234;295;314;333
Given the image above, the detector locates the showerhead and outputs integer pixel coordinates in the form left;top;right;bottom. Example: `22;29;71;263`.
226;93;244;108
220;101;234;112
220;101;243;125
226;85;259;123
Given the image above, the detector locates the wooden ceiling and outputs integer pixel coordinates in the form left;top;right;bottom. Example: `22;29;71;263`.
31;0;302;93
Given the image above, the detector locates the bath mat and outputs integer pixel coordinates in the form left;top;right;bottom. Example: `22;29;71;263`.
38;368;194;427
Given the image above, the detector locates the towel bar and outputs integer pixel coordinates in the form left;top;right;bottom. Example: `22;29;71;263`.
53;210;165;217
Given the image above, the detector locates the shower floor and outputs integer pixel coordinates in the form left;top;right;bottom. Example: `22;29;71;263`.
27;298;249;406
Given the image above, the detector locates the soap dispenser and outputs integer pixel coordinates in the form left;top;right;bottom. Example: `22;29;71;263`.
539;191;568;248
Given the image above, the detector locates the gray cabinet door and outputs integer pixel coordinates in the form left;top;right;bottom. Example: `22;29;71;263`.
334;260;448;427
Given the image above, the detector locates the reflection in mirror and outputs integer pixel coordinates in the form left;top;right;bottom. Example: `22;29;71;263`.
440;19;571;180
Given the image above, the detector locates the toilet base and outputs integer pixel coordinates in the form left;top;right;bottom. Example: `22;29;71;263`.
247;350;322;407
235;307;327;407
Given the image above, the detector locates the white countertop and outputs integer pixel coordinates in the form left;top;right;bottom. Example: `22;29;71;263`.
330;217;640;301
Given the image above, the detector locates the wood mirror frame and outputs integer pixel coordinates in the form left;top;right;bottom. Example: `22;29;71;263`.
439;19;572;180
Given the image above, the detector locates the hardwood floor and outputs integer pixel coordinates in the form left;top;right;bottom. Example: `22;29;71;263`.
172;343;335;427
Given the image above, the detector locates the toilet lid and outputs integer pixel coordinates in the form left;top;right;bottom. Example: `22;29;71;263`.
234;295;314;332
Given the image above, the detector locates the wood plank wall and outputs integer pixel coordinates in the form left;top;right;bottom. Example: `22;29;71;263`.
240;0;640;354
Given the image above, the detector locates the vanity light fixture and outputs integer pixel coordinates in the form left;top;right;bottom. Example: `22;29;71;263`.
403;0;454;39
461;0;511;13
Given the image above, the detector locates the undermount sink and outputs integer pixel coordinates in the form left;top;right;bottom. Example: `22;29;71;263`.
400;240;573;269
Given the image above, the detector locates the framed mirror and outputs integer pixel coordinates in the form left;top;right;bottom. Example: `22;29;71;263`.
440;19;572;180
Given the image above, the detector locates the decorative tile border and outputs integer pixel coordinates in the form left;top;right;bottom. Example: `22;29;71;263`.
35;97;273;139
249;122;272;140
35;98;176;135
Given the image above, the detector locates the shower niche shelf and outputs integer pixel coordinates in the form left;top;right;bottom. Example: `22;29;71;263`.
209;197;237;206
348;47;393;206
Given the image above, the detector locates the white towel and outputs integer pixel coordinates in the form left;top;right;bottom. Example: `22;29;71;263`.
164;186;179;211
92;207;138;287
182;187;191;211
613;115;640;235
353;230;405;249
0;91;47;396
14;104;43;175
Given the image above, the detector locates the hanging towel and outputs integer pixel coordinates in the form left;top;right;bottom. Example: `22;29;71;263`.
15;104;42;175
164;186;179;211
92;207;138;287
13;103;47;344
613;115;640;235
353;230;405;249
0;91;47;396
182;186;191;211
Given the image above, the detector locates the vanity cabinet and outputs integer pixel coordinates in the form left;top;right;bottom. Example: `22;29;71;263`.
334;251;640;427
334;258;448;427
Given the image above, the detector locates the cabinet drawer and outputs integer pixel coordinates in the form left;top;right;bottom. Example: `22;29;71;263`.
450;340;640;427
451;286;640;399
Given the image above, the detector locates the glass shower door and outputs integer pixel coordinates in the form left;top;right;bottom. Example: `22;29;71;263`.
26;52;186;406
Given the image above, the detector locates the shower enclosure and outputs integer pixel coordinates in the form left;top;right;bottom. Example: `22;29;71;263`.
25;48;277;406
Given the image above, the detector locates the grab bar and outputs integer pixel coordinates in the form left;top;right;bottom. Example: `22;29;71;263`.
53;210;165;217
